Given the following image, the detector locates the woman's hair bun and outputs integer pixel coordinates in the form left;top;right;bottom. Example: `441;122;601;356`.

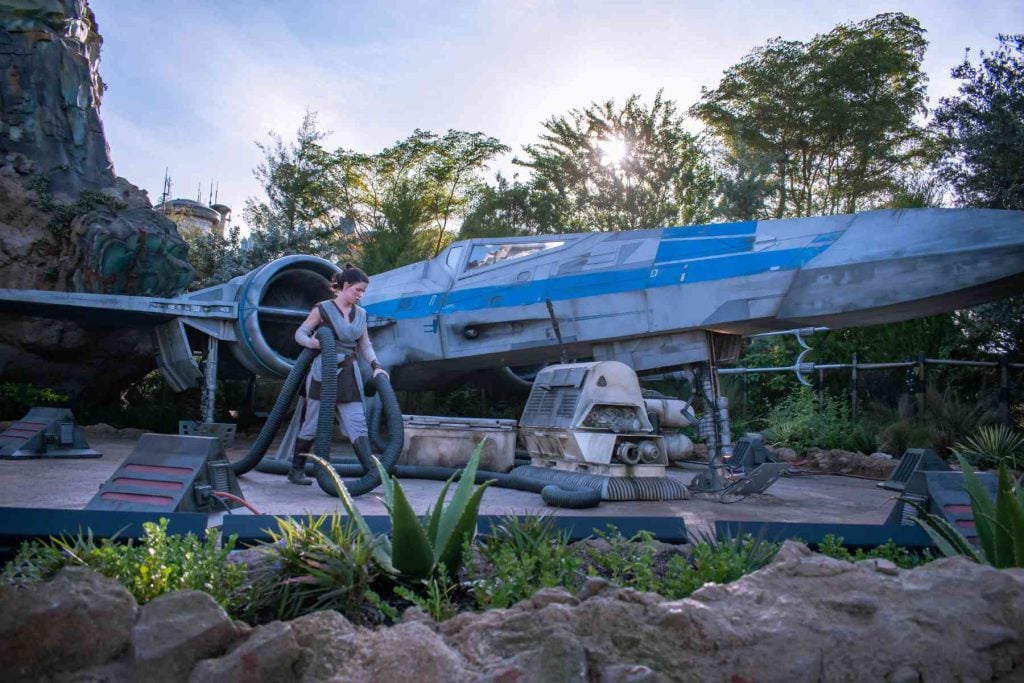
331;263;370;289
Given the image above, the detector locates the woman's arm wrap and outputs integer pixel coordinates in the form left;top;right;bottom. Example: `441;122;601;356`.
357;330;379;366
295;324;316;349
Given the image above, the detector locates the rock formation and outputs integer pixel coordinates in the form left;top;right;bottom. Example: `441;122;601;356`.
0;0;195;403
2;544;1023;682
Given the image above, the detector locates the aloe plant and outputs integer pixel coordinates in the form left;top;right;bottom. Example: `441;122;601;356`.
309;440;494;579
374;439;494;579
912;454;1024;568
307;454;395;572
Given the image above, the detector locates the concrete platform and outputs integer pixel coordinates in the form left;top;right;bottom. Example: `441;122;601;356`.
0;429;898;536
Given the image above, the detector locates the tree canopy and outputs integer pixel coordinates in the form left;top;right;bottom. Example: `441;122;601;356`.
933;34;1024;356
933;34;1024;211
517;91;716;232
692;12;930;218
336;129;508;273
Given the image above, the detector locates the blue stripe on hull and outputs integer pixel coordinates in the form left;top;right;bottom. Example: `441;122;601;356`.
654;236;755;263
365;244;829;321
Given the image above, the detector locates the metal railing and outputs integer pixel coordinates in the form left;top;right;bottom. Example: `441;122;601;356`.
719;353;1022;423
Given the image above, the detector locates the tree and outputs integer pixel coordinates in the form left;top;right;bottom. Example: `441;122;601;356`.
692;13;930;218
336;129;508;272
458;173;556;238
242;111;352;264
517;91;716;233
712;141;779;221
932;34;1024;210
181;224;247;291
933;34;1024;359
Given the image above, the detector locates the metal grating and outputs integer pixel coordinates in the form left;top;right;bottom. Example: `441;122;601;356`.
521;390;557;426
208;461;233;492
556;389;581;420
879;448;949;492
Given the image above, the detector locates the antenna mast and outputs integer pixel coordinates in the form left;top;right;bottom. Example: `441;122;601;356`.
160;168;172;206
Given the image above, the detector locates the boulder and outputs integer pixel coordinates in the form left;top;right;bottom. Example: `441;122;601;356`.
0;567;137;681
438;541;1024;682
188;621;301;683
348;621;473;682
806;448;898;478
130;590;241;682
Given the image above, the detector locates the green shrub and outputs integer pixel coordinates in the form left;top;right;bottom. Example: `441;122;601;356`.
658;532;780;599
246;514;380;622
877;418;935;456
582;527;779;600
846;422;883;455
311;440;492;581
2;519;246;612
584;528;662;594
394;568;460;621
762;387;851;452
817;534;932;569
952;425;1024;471
0;382;67;420
467;515;581;609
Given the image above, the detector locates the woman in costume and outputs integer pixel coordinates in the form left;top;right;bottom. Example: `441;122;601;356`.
289;264;387;485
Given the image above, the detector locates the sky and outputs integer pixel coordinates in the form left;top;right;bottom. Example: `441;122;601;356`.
89;0;1022;224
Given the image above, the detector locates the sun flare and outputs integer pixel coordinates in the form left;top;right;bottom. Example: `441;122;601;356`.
597;136;627;167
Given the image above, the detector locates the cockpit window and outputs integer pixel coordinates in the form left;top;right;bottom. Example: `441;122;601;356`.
445;245;465;270
465;241;564;271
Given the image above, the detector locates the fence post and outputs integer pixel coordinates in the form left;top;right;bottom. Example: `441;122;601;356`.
850;352;858;424
917;352;927;416
999;354;1011;426
818;367;824;406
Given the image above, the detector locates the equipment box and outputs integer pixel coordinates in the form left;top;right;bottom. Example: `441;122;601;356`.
399;415;517;472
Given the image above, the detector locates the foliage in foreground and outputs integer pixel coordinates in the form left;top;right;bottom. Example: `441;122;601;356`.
310;440;492;582
467;514;582;610
372;441;493;580
952;425;1024;471
582;528;781;600
817;534;932;569
913;455;1024;568
2;519;246;612
243;514;381;623
467;521;783;612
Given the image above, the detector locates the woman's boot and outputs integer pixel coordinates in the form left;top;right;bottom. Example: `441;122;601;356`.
288;438;314;485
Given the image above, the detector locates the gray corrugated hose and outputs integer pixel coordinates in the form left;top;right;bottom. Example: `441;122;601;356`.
313;462;602;509
231;345;317;476
234;327;405;500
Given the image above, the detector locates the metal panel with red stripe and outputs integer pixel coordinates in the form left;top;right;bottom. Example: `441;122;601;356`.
86;433;243;512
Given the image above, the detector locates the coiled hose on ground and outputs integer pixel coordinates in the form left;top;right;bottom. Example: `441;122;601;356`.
314;460;602;509
313;372;404;497
231;345;317;476
239;326;596;507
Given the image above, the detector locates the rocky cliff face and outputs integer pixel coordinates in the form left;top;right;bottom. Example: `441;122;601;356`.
0;0;195;403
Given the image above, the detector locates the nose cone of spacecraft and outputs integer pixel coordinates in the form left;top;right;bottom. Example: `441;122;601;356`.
776;208;1024;327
